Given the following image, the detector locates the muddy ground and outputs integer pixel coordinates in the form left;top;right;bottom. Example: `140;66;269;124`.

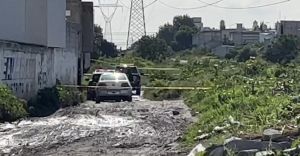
0;99;194;156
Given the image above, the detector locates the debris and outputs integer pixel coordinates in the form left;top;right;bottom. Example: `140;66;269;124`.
198;130;202;134
228;116;241;125
172;110;180;116
194;134;210;141
262;128;282;141
255;151;274;156
187;143;206;156
213;125;229;133
0;100;193;156
224;137;242;144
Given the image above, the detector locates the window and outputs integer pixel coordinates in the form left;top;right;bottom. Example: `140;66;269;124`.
3;57;14;80
117;74;127;80
100;73;127;81
101;74;117;81
92;74;101;82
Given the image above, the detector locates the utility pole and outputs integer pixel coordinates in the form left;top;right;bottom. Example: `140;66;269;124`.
95;0;122;42
127;0;146;48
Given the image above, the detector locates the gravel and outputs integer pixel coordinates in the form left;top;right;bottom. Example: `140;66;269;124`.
0;99;194;156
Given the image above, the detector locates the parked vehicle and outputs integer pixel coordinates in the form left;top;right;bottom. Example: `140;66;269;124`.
95;72;132;103
115;64;142;95
87;69;114;100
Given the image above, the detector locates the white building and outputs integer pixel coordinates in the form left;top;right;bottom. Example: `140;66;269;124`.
0;0;79;99
276;20;300;37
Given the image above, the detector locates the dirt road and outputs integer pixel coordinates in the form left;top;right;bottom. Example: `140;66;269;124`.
0;99;194;156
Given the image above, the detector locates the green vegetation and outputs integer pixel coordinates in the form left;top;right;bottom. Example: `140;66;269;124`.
263;35;299;64
158;15;197;51
181;58;300;146
121;34;300;147
0;85;28;122
134;36;170;61
92;25;118;59
28;86;84;117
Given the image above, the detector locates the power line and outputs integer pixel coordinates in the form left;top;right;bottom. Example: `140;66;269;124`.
158;0;225;10
119;0;158;9
196;0;291;9
118;0;130;9
145;0;158;8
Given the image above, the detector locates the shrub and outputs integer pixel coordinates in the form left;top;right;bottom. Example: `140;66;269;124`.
27;87;60;117
28;86;85;117
57;86;85;108
0;85;28;122
143;79;182;101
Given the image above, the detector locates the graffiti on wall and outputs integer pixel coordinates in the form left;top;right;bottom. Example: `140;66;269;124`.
1;55;36;98
38;71;48;87
3;57;14;80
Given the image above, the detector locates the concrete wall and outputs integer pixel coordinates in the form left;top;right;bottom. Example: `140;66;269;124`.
279;21;300;37
82;2;94;71
212;45;235;58
25;0;48;46
192;31;222;49
0;0;66;48
0;41;77;99
47;0;67;48
0;0;26;43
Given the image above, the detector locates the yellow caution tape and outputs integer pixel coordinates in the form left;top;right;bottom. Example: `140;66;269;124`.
139;68;180;71
90;59;180;71
58;85;210;90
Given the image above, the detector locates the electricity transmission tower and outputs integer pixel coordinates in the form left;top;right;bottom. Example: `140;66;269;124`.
127;0;146;48
96;0;122;42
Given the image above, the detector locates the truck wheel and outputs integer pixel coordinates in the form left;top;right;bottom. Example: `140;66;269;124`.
127;96;132;102
136;88;141;96
116;98;121;102
87;93;91;100
95;97;101;103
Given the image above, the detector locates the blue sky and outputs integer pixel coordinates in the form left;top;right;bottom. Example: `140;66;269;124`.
83;0;300;48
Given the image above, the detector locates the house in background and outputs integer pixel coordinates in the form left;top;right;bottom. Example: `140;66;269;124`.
192;19;279;57
276;20;300;37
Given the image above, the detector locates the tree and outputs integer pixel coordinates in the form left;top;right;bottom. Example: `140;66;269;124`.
263;35;299;64
237;47;257;62
225;46;257;62
259;22;268;32
220;20;226;30
174;26;194;51
158;23;175;45
92;25;118;58
173;15;195;31
100;40;118;58
156;15;198;51
252;20;259;31
92;25;103;59
134;36;169;61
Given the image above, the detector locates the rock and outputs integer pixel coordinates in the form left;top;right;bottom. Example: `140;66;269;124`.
187;143;206;156
194;133;210;141
262;128;282;141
